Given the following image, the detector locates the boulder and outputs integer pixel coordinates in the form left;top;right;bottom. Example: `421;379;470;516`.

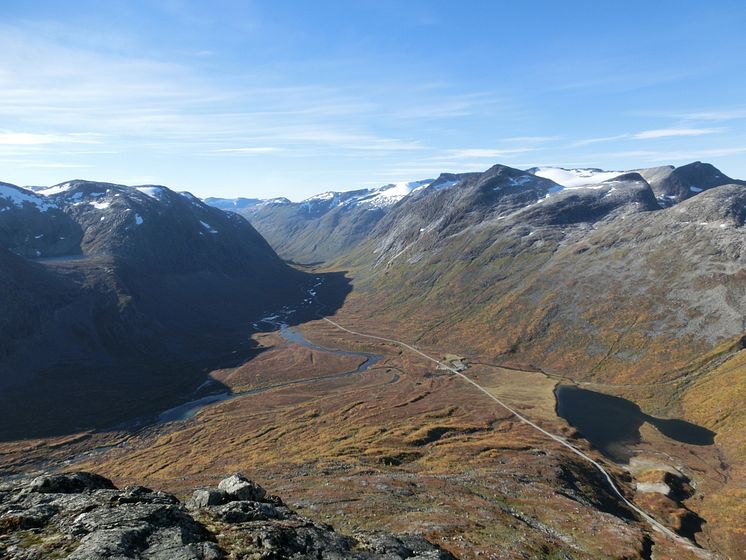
216;473;266;502
28;472;116;494
187;488;228;509
213;500;286;523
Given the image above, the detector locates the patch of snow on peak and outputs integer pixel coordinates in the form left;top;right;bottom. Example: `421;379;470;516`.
135;186;166;200
258;197;291;206
508;176;535;187
91;200;111;210
431;179;461;191
135;213;144;225
300;191;340;212
531;167;624;189
36;182;74;196
305;191;336;202
0;184;57;212
362;179;433;208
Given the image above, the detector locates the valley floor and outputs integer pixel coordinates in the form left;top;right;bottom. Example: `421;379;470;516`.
0;296;730;559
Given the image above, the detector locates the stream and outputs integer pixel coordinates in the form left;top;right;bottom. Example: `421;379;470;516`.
156;316;384;423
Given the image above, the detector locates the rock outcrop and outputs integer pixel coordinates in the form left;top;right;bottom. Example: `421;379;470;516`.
0;472;455;559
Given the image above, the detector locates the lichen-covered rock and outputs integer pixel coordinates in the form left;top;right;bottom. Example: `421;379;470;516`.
0;472;456;559
217;473;267;502
187;488;228;509
28;472;116;494
212;499;287;523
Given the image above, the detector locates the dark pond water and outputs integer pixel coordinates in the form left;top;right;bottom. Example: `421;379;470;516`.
555;385;715;463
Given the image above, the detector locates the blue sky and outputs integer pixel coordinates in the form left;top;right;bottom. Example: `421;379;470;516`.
1;0;746;199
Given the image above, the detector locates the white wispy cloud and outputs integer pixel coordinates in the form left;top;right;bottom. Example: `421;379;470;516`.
570;134;629;147
680;109;746;121
0;22;427;162
630;108;746;122
633;127;722;139
0;132;101;146
569;127;722;147
210;147;282;154
445;147;536;159
586;145;746;163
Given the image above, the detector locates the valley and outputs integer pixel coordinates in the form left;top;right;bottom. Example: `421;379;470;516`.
2;162;745;559
0;280;728;559
4;6;746;559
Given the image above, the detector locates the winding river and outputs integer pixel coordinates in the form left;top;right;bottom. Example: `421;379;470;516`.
156;318;384;423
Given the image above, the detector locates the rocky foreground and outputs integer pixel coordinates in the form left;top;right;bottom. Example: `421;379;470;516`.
0;472;455;559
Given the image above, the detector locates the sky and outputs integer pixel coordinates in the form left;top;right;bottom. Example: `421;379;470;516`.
1;0;746;200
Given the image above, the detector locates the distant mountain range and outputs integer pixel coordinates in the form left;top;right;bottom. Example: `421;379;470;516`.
207;161;744;264
200;161;746;387
205;180;433;263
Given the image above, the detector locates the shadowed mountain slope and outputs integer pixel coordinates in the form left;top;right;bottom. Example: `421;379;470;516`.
0;180;346;439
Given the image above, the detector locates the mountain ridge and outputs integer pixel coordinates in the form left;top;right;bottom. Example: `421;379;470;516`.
0;179;344;439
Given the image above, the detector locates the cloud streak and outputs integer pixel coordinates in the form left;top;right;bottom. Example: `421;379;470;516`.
0;132;101;146
633;127;722;139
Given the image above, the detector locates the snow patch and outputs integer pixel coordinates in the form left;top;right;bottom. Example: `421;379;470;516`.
91;200;110;210
531;167;624;188
690;186;703;193
306;191;336;201
200;220;218;233
136;186;166;200
432;179;461;191
359;180;432;208
508;176;534;187
135;213;143;225
0;184;57;212
36;182;74;196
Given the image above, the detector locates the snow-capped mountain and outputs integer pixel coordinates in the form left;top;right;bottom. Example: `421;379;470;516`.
527;167;625;188
528;163;745;205
205;179;434;263
299;179;434;212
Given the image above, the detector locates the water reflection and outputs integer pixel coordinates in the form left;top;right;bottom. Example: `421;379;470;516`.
555;385;715;463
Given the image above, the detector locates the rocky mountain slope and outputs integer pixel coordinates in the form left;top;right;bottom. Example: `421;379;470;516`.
636;161;746;204
199;159;746;389
0;472;453;559
207;180;432;263
292;161;744;558
342;164;744;380
0;180;329;439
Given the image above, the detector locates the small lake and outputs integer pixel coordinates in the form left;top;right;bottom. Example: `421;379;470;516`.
555;385;715;463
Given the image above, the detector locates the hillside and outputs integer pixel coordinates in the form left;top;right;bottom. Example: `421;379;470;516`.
208;180;432;263
0;180;336;439
259;161;746;558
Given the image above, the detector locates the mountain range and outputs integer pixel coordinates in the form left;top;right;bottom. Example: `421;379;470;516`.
213;160;745;386
3;160;746;558
204;160;746;557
